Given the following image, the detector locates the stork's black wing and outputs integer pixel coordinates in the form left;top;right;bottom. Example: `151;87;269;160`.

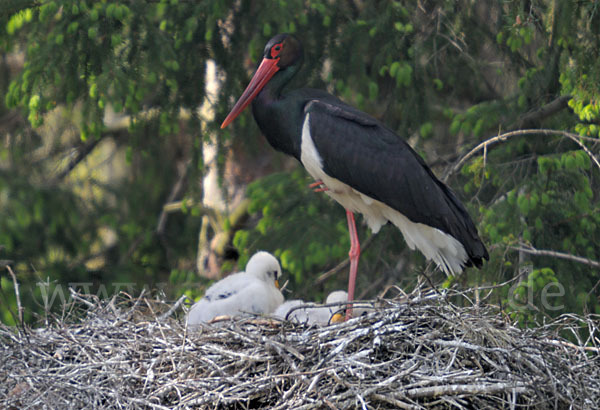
304;97;488;266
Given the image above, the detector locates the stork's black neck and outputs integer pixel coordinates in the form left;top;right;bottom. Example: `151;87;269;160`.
251;63;305;161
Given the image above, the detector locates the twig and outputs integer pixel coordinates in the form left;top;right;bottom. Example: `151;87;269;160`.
369;393;421;410
562;131;600;172
515;95;571;129
68;288;96;308
162;198;209;213
6;265;23;326
444;128;600;181
156;160;191;235
510;243;600;269
543;338;600;353
404;382;530;398
158;294;190;321
315;235;375;284
53;138;102;182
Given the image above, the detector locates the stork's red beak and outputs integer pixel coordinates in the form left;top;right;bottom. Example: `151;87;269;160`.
220;58;280;128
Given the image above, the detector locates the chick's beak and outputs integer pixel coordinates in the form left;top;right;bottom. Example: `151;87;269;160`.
330;313;345;323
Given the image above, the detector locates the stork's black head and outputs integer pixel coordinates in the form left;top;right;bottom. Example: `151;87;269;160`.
262;33;303;70
221;34;303;128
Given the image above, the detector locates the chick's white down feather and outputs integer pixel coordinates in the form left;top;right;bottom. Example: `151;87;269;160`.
273;290;349;325
186;251;284;325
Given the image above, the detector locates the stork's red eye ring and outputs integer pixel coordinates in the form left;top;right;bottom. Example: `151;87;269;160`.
271;43;283;58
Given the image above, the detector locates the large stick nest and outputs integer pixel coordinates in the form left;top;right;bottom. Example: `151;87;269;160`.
1;287;599;409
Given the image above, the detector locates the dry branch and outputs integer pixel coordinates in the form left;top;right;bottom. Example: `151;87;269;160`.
444;128;600;181
1;288;599;409
515;95;571;129
53;137;102;182
156;160;191;235
5;265;23;326
510;242;600;270
315;235;375;285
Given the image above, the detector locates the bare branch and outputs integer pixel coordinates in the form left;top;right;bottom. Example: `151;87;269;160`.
444;128;600;181
53;138;102;183
6;265;23;326
158;294;191;321
156;160;191;235
315;235;375;284
404;382;529;398
510;242;600;269
543;338;600;354
515;95;571;128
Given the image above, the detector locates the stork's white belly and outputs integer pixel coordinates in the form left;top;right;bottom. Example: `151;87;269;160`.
300;114;468;275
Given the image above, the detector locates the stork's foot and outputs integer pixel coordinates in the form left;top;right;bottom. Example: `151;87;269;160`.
309;179;329;192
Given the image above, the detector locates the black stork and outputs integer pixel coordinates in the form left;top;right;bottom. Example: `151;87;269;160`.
221;34;489;318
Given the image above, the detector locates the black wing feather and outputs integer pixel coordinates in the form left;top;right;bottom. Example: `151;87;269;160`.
305;98;488;266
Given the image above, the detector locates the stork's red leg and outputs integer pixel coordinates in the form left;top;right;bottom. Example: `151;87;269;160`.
309;179;329;192
308;180;323;189
345;209;360;320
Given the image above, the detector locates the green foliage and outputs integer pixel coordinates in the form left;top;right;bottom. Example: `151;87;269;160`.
170;268;207;302
509;267;563;325
233;169;350;285
464;139;599;320
5;0;209;136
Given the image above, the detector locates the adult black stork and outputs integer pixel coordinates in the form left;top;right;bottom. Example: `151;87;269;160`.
221;34;489;318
